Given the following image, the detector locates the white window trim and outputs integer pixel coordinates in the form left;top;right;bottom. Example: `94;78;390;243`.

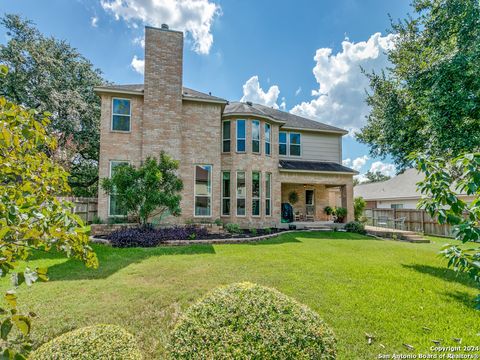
252;120;261;154
252;171;261;217
221;171;231;217
194;164;213;218
265;172;272;217
236;171;246;217
111;97;132;132
108;160;130;217
289;132;302;157
265;123;271;156
222;120;231;153
236;119;246;153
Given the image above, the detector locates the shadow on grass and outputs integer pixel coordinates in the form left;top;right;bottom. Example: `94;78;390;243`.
45;243;215;282
444;290;478;309
248;233;302;245
402;264;478;289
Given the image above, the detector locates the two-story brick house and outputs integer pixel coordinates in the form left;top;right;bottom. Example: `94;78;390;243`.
94;25;356;227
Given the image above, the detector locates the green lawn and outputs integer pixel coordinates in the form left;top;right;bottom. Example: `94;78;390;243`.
8;232;479;359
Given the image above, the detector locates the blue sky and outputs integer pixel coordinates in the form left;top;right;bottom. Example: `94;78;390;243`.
0;0;411;179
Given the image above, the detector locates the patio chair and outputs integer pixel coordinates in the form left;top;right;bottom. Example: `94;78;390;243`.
294;212;303;221
305;205;315;222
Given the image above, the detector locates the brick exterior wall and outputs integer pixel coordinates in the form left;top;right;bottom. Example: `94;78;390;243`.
96;25;354;227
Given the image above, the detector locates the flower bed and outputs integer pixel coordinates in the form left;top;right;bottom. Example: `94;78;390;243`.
104;226;284;248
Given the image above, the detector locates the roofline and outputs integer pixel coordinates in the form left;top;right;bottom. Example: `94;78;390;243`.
221;112;286;125
183;97;228;105
94;86;143;96
279;168;358;175
280;126;348;135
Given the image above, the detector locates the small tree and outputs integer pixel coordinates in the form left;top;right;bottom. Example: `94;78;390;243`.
0;65;98;358
412;152;480;308
101;154;183;226
354;197;366;221
364;171;391;183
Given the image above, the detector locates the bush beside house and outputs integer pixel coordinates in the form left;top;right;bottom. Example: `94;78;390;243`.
169;282;337;359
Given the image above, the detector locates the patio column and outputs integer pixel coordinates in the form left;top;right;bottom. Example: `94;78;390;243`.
340;183;354;222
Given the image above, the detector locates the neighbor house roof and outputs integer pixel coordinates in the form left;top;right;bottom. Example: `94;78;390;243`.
94;84;348;134
354;168;425;201
279;160;357;174
224;102;347;134
94;84;228;103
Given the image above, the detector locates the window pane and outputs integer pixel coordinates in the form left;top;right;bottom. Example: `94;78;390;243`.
265;124;271;142
252;199;260;216
223;121;231;139
279;144;287;155
237;139;246;152
265;199;271;216
195;196;211;216
290;144;301;156
237;172;246;197
223;140;231;152
222;172;230;198
112;115;130;131
195;165;211;196
252;140;260;153
290;133;301;145
279;132;287;144
306;190;314;205
237;199;246;216
252;172;260;198
266;173;271;198
113;99;130;115
110;195;127;216
265;142;271;155
222;199;230;216
237;120;245;137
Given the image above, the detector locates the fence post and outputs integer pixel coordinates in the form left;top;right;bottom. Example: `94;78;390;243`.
86;200;90;224
421;210;425;234
393;208;396;229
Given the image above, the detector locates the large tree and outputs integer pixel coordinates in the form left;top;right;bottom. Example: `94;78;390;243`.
357;0;480;170
0;14;105;196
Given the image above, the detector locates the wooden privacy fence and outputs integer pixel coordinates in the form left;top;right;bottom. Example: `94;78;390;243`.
364;208;454;238
57;197;98;224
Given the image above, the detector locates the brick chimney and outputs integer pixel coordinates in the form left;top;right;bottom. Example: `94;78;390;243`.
142;25;183;160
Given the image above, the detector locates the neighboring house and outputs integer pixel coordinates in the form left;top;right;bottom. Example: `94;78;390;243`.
354;168;475;209
94;25;356;227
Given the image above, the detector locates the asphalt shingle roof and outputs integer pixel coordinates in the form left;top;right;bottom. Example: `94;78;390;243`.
279;160;356;173
96;85;347;133
224;102;347;133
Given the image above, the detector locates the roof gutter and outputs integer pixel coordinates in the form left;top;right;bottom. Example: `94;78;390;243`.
94;86;143;96
182;97;228;105
280;126;348;135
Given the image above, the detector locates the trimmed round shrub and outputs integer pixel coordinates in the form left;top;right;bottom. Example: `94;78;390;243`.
169;282;336;359
29;324;142;360
344;221;367;235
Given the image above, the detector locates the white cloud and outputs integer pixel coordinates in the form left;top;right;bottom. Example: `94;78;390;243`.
369;161;396;177
295;87;302;96
133;36;145;47
240;76;282;109
290;32;395;132
352;155;369;171
131;55;145;74
91;16;98;27
342;158;351;167
100;0;221;54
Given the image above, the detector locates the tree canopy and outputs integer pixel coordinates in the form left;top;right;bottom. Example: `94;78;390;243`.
357;0;480;170
0;14;105;196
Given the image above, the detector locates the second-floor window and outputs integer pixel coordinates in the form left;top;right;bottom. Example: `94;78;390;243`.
265;123;271;155
290;133;301;156
222;121;231;152
252;120;260;153
236;120;246;152
112;98;131;132
279;131;302;157
279;132;287;155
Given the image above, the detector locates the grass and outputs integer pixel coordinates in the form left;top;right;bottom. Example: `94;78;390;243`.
6;232;479;359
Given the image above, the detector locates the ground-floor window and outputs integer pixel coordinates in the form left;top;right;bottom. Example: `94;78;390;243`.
236;171;246;216
195;165;212;216
109;160;129;217
265;172;271;216
222;171;230;216
252;171;261;216
391;204;404;209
